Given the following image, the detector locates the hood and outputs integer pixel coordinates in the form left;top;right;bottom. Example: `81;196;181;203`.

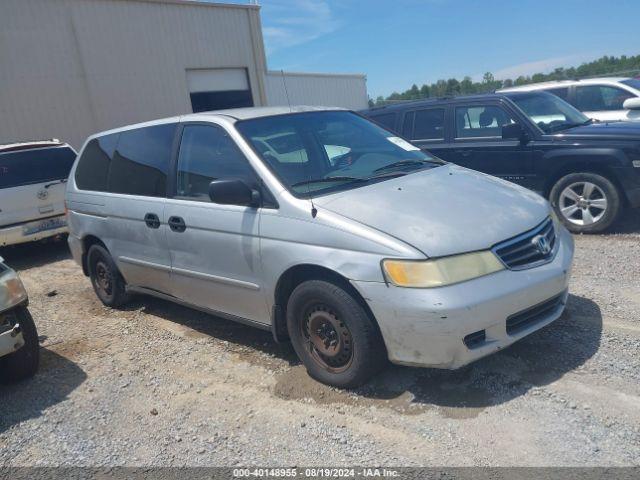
555;121;640;140
313;165;549;258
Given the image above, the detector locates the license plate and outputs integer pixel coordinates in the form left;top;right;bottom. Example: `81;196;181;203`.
22;217;67;236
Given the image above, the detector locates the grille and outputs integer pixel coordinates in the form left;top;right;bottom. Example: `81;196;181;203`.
493;218;556;270
506;292;565;335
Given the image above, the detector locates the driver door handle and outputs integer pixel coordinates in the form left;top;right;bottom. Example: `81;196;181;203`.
168;216;186;233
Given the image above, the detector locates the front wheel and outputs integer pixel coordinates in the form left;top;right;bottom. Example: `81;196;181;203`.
87;244;129;308
550;172;621;234
0;306;40;383
286;280;387;389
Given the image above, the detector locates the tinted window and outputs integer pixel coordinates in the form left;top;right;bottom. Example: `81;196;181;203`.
190;90;253;113
455;105;514;138
621;79;640;90
411;108;445;140
369;113;397;132
75;135;118;191
401;112;414;137
575;85;634;111
176;125;257;201
0;146;75;189
107;124;176;197
547;87;569;101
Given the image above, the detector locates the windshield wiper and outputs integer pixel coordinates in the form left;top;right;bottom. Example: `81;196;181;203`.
292;176;367;188
372;159;439;174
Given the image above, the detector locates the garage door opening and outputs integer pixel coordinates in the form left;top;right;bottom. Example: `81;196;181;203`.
187;68;254;112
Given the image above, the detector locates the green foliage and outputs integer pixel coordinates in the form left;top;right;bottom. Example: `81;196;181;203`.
372;54;640;106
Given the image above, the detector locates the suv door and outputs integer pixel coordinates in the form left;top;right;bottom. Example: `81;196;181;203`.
165;123;269;324
0;145;75;229
437;102;534;189
574;84;636;122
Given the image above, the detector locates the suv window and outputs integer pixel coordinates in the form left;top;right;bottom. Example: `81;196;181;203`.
547;87;570;101
176;124;257;201
75;134;119;192
411;108;445;140
369;113;397;132
575;85;634;111
107;124;176;197
0;146;75;189
455;105;514;138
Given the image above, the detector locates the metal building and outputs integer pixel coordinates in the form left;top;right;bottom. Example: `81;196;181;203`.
0;0;368;148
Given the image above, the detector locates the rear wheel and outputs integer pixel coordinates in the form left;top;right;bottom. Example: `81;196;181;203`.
550;172;621;233
286;280;386;388
87;244;129;307
0;306;40;383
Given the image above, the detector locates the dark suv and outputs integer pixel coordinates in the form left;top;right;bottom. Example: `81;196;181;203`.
362;91;640;233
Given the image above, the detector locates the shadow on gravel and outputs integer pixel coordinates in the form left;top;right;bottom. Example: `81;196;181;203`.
0;348;87;433
126;296;299;366
0;237;71;271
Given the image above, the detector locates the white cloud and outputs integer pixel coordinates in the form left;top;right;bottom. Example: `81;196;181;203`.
261;0;339;54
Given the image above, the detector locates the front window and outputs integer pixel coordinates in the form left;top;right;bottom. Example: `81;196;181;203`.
506;92;590;134
575;85;634;111
236;111;442;198
455;105;514;139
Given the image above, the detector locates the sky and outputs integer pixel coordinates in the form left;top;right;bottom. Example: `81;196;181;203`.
255;0;640;99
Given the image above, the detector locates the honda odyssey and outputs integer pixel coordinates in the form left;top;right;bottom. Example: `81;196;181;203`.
66;107;574;388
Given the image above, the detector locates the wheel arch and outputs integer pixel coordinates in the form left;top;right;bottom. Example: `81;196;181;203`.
271;264;383;346
80;235;108;276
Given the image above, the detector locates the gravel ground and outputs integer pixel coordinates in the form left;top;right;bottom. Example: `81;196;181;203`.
0;212;639;467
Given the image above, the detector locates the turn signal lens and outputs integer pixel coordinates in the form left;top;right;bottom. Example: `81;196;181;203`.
382;251;504;288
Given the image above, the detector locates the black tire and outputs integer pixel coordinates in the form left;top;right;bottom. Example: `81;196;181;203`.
549;172;621;234
87;244;129;308
0;306;40;383
286;280;386;389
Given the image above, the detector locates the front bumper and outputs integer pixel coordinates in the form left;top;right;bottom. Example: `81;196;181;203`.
0;266;28;357
0;215;68;247
353;226;574;369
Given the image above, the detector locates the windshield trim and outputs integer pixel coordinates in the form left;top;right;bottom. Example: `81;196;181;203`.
234;110;442;200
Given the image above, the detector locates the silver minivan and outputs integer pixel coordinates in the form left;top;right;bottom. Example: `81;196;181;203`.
66;107;574;388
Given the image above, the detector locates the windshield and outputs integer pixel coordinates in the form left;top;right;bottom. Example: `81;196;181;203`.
506;92;590;133
621;78;640;91
235;111;442;198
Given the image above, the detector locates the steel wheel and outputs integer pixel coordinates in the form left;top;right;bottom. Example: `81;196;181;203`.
94;260;114;297
302;305;354;374
559;181;608;226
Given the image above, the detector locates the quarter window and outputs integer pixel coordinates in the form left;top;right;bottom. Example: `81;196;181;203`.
575;85;634;111
369;113;397;132
176;124;257;201
107;124;176;197
75;135;118;192
1;146;76;189
411;108;445;140
455;105;515;138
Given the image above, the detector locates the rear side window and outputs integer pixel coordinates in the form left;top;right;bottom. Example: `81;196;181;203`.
75;134;119;191
0;146;75;189
369;113;397;132
411;108;445;140
176;124;257;201
107;124;176;197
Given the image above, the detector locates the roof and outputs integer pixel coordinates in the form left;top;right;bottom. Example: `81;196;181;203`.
499;77;632;92
200;105;346;120
363;93;509;113
0;139;68;154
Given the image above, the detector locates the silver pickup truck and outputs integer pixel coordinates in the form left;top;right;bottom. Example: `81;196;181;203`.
0;256;39;383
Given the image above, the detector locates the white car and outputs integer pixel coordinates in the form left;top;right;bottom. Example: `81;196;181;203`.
499;77;640;123
0;140;76;247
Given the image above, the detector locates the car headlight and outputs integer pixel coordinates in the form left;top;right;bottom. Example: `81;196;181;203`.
382;251;504;288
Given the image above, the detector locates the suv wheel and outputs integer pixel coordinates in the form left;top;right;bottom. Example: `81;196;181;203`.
87;244;129;307
286;280;386;389
550;172;621;233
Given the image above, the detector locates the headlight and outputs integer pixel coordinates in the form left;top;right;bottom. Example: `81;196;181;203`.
382;251;504;288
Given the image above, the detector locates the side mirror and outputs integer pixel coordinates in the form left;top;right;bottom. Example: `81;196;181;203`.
623;97;640;110
208;179;261;208
502;123;528;142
